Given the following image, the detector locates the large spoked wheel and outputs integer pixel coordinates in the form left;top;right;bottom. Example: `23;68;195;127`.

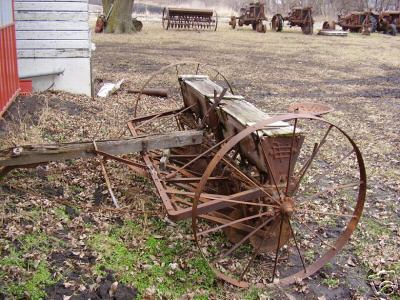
162;7;170;30
271;14;284;32
213;10;218;31
134;62;234;119
130;62;236;219
192;114;366;287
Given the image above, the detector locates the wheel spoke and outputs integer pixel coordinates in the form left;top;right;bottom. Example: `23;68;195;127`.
212;71;220;81
296;209;355;218
292;216;337;250
165;176;229;183
202;196;279;208
239;224;268;280
312;149;355;183
291;125;333;194
271;215;284;283
198;211;273;237
287;217;307;273
166;188;278;207
220;157;280;206
222;216;276;258
165;136;230;179
285;119;298;196
300;182;361;202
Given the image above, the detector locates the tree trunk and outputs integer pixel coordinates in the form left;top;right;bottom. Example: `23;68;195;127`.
102;0;135;33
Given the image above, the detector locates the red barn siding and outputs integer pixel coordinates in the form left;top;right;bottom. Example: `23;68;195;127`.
0;0;20;117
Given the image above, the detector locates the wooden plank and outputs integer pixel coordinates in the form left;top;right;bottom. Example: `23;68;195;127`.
0;131;203;167
17;40;90;49
15;2;88;11
16;12;88;21
16;21;89;31
17;49;90;58
16;30;89;40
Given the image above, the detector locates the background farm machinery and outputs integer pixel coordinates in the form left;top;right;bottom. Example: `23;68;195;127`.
272;7;314;34
0;63;366;288
229;2;267;33
162;7;218;31
95;3;143;33
323;10;399;35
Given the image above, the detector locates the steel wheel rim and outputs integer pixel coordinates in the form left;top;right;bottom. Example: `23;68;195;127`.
191;113;366;287
134;62;235;118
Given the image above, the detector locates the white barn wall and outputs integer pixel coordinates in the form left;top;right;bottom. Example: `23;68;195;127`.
15;0;92;96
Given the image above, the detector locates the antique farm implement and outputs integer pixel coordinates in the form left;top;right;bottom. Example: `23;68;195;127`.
378;11;399;35
162;7;218;31
272;7;314;34
130;62;366;287
229;2;267;33
323;10;398;35
0;62;366;288
322;11;376;33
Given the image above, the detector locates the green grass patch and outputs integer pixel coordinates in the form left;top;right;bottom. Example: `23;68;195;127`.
0;231;59;299
304;249;316;263
363;218;391;237
4;262;56;300
19;231;52;253
322;276;340;288
54;206;70;222
89;219;218;299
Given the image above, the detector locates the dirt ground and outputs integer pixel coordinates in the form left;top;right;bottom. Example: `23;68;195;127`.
0;22;399;299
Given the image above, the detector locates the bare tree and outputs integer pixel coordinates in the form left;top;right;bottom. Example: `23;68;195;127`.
102;0;136;33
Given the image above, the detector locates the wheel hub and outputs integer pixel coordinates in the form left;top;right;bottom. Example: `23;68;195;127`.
280;196;295;217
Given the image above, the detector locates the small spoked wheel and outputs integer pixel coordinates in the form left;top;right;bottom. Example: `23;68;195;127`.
192;114;366;287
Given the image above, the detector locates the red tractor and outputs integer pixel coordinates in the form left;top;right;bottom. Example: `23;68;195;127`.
378;11;399;35
229;2;267;33
322;10;378;34
323;10;398;36
271;7;314;35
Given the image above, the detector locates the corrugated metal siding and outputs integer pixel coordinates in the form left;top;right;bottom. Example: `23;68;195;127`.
0;0;20;117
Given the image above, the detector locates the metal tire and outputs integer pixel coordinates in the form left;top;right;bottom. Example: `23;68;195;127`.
192;114;366;288
272;14;283;32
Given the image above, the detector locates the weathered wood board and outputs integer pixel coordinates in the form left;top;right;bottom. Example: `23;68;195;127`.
17;49;91;58
16;12;88;21
0;131;203;167
17;40;90;49
16;21;89;31
16;30;89;40
15;0;92;95
15;2;88;11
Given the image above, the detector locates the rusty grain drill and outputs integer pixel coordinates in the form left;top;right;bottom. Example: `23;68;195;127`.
1;62;366;289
